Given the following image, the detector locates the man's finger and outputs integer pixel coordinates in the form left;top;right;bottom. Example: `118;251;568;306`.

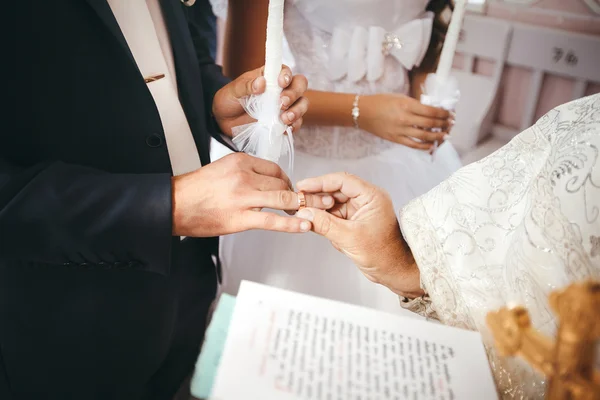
250;157;292;189
253;175;290;192
247;191;333;211
296;172;369;199
296;207;344;240
241;210;311;233
331;190;349;204
304;193;334;209
230;71;266;100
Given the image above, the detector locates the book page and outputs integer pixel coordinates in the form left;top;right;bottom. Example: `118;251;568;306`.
211;281;497;400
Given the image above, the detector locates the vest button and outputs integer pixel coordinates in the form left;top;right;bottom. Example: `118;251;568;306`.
146;133;164;148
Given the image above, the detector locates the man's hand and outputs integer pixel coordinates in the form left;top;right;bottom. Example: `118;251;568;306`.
213;65;309;136
171;153;332;237
294;173;423;298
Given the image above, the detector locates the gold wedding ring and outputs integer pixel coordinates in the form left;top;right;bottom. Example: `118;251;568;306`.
297;191;306;209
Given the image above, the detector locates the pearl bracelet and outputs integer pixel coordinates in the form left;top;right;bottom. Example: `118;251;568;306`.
352;94;360;129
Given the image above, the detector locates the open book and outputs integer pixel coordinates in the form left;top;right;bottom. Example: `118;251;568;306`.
192;281;497;399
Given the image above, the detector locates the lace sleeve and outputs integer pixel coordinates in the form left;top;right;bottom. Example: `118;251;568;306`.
398;293;439;320
208;0;228;20
397;93;600;399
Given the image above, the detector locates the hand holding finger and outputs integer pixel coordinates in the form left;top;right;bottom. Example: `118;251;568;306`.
241;210;312;233
296;207;345;240
246;190;334;211
230;69;266;100
296;172;370;199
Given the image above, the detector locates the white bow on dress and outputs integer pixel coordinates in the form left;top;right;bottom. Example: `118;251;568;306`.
327;12;434;82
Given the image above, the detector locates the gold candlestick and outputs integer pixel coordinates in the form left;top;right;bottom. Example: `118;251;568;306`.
487;281;600;400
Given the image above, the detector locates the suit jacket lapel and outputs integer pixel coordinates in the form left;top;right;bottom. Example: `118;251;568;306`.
83;0;212;166
160;0;212;166
83;0;138;68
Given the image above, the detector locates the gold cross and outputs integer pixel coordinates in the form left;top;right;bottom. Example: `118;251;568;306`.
487;281;600;400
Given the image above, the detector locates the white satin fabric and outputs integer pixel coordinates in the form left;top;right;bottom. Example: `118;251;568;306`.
326;12;433;83
400;94;600;399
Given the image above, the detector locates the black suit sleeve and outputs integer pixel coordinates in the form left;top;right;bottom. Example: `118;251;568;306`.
184;1;236;150
0;158;174;276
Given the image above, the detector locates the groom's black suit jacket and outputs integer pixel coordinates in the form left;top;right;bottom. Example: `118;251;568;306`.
2;1;233;399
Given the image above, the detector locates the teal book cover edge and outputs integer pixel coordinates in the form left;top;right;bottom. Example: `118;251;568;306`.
190;294;237;399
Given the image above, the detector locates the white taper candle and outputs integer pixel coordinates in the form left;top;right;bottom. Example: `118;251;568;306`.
264;0;285;93
436;0;467;83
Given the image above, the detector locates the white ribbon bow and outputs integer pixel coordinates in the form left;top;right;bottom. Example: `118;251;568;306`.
327;12;434;83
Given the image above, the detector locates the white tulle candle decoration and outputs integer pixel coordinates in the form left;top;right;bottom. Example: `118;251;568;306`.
232;0;294;174
420;0;466;160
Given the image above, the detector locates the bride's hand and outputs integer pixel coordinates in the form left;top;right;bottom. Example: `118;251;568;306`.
295;173;423;298
360;94;454;150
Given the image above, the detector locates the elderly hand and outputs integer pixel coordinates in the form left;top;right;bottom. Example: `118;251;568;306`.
213;64;309;136
294;172;423;298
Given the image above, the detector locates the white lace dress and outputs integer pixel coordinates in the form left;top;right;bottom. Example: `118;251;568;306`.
400;94;600;398
210;0;462;314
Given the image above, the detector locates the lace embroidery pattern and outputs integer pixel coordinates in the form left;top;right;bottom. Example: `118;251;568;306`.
399;94;600;399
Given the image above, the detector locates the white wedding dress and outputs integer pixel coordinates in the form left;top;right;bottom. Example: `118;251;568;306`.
210;0;462;313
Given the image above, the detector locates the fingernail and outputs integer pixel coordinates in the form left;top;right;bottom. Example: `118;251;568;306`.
281;96;291;107
284;74;291;85
296;208;314;222
443;134;450;140
322;196;334;206
449;119;456;126
286;111;295;122
252;78;260;92
300;221;311;232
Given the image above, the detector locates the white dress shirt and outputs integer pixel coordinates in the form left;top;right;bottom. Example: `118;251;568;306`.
107;0;202;176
